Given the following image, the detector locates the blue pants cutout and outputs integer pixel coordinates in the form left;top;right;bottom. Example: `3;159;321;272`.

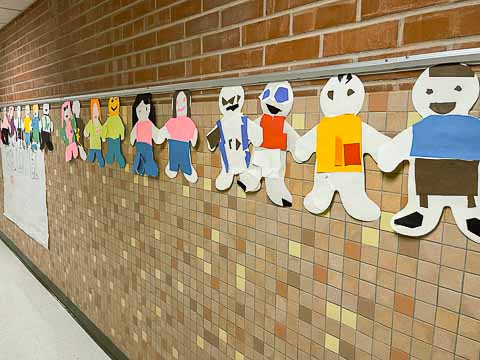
168;139;192;175
105;138;126;168
88;149;105;168
132;142;158;177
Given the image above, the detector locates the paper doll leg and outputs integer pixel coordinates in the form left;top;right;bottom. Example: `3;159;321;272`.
449;200;480;243
25;133;30;147
141;144;158;177
337;173;381;221
87;149;95;163
65;147;72;162
78;145;87;161
265;176;293;207
165;162;178;178
183;165;198;184
106;138;115;165
47;133;53;151
304;173;335;214
72;143;79;159
40;131;46;150
216;169;234;191
115;139;126;168
238;165;262;193
96;150;105;168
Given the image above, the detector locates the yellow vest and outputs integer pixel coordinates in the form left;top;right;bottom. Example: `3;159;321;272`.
316;114;363;173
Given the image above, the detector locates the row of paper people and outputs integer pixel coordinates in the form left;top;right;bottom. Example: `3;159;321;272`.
3;63;479;244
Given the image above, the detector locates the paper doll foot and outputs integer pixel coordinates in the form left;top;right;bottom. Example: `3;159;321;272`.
466;218;480;238
394;212;424;228
183;167;198;184
215;173;234;191
304;195;324;214
282;199;292;207
238;172;261;192
165;164;178;179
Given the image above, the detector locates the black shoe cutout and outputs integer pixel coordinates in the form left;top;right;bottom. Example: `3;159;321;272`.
282;199;292;207
467;218;480;237
394;212;424;228
237;180;246;192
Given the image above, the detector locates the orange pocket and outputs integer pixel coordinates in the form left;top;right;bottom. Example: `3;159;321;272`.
344;143;361;166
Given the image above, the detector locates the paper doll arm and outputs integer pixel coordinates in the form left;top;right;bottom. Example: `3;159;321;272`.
362;123;391;164
191;128;198;147
83;122;90;138
50;117;54;132
120;117;125;141
129;123;137;145
206;125;220;151
294;126;317;162
377;127;413;173
284;122;301;162
152;125;166;144
248;119;263;147
101;124;107;142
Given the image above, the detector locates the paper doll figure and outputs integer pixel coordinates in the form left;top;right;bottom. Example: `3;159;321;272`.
23;105;32;148
1;107;9;145
238;82;300;207
296;74;389;221
84;98;106;167
7;106;15;144
31;104;41;151
104;96;126;168
40;103;54;152
59;101;79;162
130;93;162;177
72;100;87;160
378;64;480;242
157;90;198;183
15;106;23;148
206;86;263;190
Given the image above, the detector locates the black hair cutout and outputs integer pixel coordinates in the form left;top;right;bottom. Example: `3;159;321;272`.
132;93;156;127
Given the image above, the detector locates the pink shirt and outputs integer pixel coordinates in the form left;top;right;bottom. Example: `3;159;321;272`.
136;121;153;145
165;116;196;142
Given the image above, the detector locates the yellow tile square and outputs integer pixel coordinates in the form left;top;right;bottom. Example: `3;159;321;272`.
124;163;130;172
236;276;245;291
362;227;379;247
134;175;139;184
196;335;204;349
177;281;184;293
155;306;162;317
219;328;227;343
204;178;211;191
236;264;245;278
326;302;341;321
172;347;178;359
196;246;204;259
211;229;219;243
237;186;246;198
183;186;190;197
341;308;357;329
325;333;339;353
143;177;148;186
154;230;160;240
292;113;305;129
407;111;422;127
289;241;301;257
380;211;394;232
204;261;211;275
235;352;244;360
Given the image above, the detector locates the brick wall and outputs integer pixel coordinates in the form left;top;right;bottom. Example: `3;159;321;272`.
1;0;480;102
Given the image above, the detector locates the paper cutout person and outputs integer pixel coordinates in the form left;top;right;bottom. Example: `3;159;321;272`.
104;96;126;168
15;106;23;148
1;107;9;145
60;101;79;162
31;104;41;151
130;93;162;177
84;98;106;167
72;100;87;160
157;90;198;183
7;106;15;145
296;74;389;221
378;64;480;242
206;86;263;190
40;103;54;152
24;105;31;148
238;81;300;207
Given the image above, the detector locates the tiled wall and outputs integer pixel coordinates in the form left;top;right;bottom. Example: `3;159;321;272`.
2;87;480;360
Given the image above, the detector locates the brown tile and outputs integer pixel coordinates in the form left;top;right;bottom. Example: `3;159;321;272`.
358;297;375;320
394;293;415;317
339;339;355;360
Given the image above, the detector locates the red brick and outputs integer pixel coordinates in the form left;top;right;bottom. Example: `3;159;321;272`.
323;21;398;56
186;55;219;76
204;0;231;10
133;33;156;51
158;61;185;80
265;36;319;65
170;39;201;60
145;8;170;31
221;47;263;71
293;0;356;34
362;0;449;19
171;0;201;21
157;23;184;45
134;67;157;83
203;28;240;53
221;0;263;27
266;0;317;14
186;12;219;36
243;15;289;45
403;5;480;44
145;46;170;65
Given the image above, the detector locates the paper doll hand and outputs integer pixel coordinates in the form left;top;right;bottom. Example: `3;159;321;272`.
377;127;413;173
83;128;89;138
206;126;220;151
248;119;263;147
362;123;391;164
295;126;316;162
191;128;198;147
284;122;301;162
153;126;168;144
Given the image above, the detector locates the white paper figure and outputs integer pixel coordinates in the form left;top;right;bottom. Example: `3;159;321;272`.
238;81;300;207
295;74;389;221
15;106;23;148
72;100;87;160
1;107;9;146
40;103;54;152
206;86;263;190
7;106;15;145
378;64;480;242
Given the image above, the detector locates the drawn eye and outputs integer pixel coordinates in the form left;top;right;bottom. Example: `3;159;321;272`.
426;88;433;95
347;89;355;96
454;85;462;92
327;90;334;100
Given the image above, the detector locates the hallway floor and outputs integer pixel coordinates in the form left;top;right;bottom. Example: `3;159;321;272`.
0;240;110;360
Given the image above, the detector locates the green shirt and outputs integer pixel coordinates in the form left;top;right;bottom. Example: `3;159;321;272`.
103;115;125;140
85;120;105;150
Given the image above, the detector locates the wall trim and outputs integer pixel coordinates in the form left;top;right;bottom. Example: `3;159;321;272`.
0;231;129;360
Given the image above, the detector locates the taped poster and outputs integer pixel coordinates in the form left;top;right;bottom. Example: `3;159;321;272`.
378;63;480;242
84;98;106;168
104;96;126;168
295;74;389;221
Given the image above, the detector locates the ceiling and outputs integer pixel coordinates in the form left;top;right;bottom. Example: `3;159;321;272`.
0;0;36;30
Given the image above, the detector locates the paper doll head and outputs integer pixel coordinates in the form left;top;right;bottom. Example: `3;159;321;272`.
25;105;30;117
61;101;72;125
259;81;294;117
219;86;244;116
72;100;80;117
132;93;156;126
108;96;120;117
412;64;479;118
32;104;39;117
16;106;21;118
90;98;101;124
172;90;191;118
42;104;50;116
320;74;365;117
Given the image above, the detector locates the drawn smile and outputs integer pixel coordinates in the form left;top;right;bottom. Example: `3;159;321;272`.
226;104;239;111
110;105;118;111
429;102;456;114
267;104;281;114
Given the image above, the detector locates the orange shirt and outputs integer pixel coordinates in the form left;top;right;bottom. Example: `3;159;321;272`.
260;114;287;150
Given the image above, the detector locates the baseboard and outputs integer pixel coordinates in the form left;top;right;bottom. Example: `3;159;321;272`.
0;231;129;360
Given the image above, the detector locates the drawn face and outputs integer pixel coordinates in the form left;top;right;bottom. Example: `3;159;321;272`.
320;74;365;117
175;91;188;117
16;106;21;118
92;102;100;123
25;105;30;117
62;102;72;122
108;96;120;117
412;64;479;118
219;86;244;116
72;101;80;117
136;100;151;122
42;104;49;116
32;104;39;117
259;81;294;117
